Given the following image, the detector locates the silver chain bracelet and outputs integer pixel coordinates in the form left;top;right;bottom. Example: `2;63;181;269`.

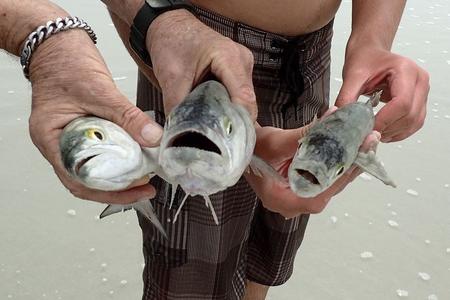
20;16;97;80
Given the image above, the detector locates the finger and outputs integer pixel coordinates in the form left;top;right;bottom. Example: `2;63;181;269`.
359;131;381;152
126;175;151;189
99;93;163;148
374;66;417;134
335;70;368;107
78;184;156;205
266;106;338;152
388;107;426;142
160;72;194;115
211;46;258;121
378;83;427;142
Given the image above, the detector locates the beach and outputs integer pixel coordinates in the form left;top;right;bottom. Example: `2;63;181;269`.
1;0;449;299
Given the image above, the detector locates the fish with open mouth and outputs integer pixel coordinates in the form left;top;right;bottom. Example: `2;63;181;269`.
288;91;396;198
59;80;276;236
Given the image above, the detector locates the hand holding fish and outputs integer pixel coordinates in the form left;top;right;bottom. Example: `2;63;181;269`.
245;117;382;219
145;9;258;121
28;29;162;204
336;45;430;143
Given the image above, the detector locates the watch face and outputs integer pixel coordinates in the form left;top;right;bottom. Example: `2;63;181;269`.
146;0;171;9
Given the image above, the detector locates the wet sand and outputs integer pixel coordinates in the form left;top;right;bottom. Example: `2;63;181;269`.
1;0;449;299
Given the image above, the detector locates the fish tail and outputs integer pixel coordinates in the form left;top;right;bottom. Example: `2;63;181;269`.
367;90;382;107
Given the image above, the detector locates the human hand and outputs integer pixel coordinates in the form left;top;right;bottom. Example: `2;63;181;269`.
336;45;429;142
245;111;381;218
147;10;257;121
28;30;163;204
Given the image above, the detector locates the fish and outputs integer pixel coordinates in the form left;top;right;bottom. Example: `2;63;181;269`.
59;115;166;237
288;91;396;198
157;80;274;224
59;80;276;235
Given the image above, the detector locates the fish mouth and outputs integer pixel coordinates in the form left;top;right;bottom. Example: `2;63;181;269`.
74;154;99;176
168;131;222;155
295;169;320;185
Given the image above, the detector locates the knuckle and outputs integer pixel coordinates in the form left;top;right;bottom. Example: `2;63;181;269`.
395;56;414;69
238;45;254;64
397;99;412;114
308;206;325;214
239;84;256;101
159;65;183;84
70;188;86;200
416;113;426;129
119;105;142;129
421;69;430;82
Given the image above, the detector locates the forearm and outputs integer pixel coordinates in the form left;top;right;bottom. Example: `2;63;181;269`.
0;0;69;55
348;0;406;51
107;7;201;87
100;0;144;26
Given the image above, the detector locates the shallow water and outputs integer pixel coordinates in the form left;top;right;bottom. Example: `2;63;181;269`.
1;0;449;299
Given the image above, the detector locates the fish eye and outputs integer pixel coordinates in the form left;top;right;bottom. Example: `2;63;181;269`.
336;166;345;176
224;117;233;135
86;129;104;141
94;131;103;140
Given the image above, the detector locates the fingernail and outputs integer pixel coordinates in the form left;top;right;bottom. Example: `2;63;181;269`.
141;124;163;145
373;131;382;141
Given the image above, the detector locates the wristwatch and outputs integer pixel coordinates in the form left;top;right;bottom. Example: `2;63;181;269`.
129;0;194;67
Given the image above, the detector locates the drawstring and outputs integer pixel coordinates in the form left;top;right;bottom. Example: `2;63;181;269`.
271;38;305;124
278;38;304;98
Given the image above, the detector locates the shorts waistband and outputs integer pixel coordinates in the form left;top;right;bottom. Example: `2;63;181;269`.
193;5;334;70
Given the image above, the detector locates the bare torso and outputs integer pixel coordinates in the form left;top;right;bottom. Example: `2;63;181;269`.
191;0;342;36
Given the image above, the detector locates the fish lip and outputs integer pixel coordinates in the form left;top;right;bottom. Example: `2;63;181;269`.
70;146;117;176
74;154;99;176
290;160;327;188
162;125;229;160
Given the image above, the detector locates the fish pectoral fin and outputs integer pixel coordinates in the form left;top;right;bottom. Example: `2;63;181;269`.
99;204;132;219
133;200;168;239
354;151;397;188
249;155;287;183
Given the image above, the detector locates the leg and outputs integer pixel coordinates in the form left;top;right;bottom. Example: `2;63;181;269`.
243;280;269;300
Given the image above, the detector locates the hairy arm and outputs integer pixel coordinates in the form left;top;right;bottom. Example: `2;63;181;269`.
99;0;258;120
99;0;143;26
0;0;161;204
0;0;70;54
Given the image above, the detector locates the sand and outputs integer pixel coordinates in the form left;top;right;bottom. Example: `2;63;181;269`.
1;0;449;299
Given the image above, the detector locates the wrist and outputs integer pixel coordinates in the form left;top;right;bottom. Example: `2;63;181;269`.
345;32;389;57
103;0;145;26
147;8;198;44
29;30;109;84
0;0;69;55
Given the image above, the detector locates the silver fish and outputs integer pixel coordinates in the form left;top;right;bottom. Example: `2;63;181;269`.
59;116;166;237
158;80;273;224
288;91;396;198
59;81;274;235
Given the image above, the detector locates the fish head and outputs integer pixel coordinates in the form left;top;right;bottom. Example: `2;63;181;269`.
60;117;144;191
159;80;255;195
288;134;348;198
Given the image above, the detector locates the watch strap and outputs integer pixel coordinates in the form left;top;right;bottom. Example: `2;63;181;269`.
129;0;194;67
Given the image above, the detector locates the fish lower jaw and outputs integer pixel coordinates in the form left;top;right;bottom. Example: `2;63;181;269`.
288;175;325;198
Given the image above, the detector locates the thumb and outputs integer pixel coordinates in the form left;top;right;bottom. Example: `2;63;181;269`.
160;76;193;116
335;71;367;107
107;95;163;148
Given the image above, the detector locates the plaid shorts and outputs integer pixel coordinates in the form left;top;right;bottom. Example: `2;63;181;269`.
136;6;333;300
